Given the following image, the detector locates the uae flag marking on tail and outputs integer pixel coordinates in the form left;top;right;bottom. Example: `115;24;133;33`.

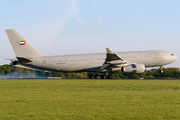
20;40;26;45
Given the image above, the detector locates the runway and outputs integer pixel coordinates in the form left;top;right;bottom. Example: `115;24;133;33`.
0;77;62;80
0;78;180;81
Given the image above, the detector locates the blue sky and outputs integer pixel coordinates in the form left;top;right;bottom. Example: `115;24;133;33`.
0;0;179;68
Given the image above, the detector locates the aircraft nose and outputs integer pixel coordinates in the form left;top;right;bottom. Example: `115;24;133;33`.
171;55;178;62
174;56;178;61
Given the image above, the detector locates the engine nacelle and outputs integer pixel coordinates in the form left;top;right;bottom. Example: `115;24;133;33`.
121;63;145;73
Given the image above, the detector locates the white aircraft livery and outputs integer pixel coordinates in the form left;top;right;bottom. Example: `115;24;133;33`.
5;29;178;79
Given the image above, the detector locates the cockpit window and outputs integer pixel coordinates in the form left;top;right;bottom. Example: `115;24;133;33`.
171;54;174;56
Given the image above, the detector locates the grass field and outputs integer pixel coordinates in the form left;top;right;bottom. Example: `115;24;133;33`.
0;79;180;120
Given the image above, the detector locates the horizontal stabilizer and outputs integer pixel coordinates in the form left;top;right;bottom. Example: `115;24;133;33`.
14;65;50;72
17;57;33;62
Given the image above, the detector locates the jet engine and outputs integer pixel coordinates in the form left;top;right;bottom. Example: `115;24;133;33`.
121;63;145;73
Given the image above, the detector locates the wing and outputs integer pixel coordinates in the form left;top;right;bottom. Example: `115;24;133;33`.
100;48;127;71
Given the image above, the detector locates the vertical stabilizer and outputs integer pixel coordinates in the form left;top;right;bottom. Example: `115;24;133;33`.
5;29;46;58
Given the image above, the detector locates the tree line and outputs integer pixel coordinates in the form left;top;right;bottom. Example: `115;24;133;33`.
0;64;180;79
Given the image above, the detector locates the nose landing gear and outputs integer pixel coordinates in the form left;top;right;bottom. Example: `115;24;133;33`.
159;70;163;73
159;66;163;73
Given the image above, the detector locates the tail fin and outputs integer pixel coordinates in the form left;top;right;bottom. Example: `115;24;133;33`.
5;29;46;58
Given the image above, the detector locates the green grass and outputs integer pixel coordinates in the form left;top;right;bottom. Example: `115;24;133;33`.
0;79;180;120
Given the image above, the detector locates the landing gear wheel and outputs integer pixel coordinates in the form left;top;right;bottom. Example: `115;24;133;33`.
101;75;106;79
89;75;94;79
94;75;99;79
159;66;163;74
107;75;112;79
159;70;163;73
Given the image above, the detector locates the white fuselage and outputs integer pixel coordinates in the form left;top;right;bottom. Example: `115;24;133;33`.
29;50;178;72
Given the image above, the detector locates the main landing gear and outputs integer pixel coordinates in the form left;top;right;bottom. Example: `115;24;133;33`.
89;69;113;79
101;69;112;79
100;75;112;79
88;74;113;79
88;74;99;79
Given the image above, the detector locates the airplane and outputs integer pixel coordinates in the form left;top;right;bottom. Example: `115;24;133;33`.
5;29;178;79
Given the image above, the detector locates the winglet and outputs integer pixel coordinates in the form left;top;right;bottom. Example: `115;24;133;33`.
100;48;126;71
106;48;124;61
106;48;113;54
